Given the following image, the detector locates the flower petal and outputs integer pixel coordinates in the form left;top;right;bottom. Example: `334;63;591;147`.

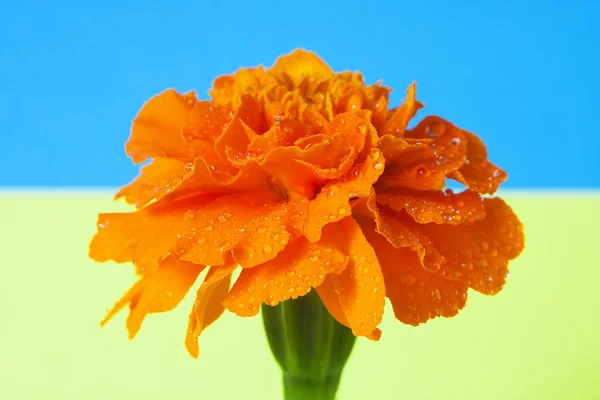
376;189;485;225
303;148;385;242
215;95;264;160
406;116;506;194
269;49;334;88
114;158;189;208
315;217;385;337
418;197;525;294
382;82;424;137
126;90;209;163
180;191;291;268
185;259;236;358
181;100;232;143
89;194;219;273
377;134;466;191
315;276;382;340
223;234;349;317
359;218;468;325
100;256;204;338
452;160;507;194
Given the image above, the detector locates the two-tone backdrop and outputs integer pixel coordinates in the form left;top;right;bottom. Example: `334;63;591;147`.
1;1;599;399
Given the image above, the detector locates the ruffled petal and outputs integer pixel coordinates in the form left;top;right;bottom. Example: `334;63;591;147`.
100;256;204;338
406;116;506;194
377;134;466;191
223;232;349;316
315;217;385;337
180;191;291;268
126;90;212;163
181;100;232;143
269;49;334;88
215;95;264;160
303;148;385;242
114;158;189;208
315;276;382;341
419;197;525;294
185;259;236;358
376;189;485;225
89;196;215;273
451;160;507;195
382;82;424;137
359;218;468;325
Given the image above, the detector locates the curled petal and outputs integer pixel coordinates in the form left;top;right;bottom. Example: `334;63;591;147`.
316;217;385;337
182;101;232;143
419;197;525;294
376;189;485;225
382;82;424;137
303;148;385;242
215;95;263;160
180;191;291;268
114;158;189;208
359;219;468;325
407;116;506;194
185;259;236;358
223;233;349;316
363;191;439;271
126;90;209;163
269;49;334;88
89;195;217;273
377;134;466;191
210;66;278;107
451;160;507;195
101;256;204;338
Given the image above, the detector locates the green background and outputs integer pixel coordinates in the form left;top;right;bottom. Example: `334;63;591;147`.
1;193;598;399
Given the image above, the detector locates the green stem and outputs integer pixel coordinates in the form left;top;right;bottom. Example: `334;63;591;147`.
262;289;356;400
283;374;340;400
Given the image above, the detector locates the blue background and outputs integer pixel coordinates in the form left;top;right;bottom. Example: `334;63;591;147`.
1;0;598;188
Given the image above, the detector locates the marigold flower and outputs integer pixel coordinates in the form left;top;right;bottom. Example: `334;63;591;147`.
90;49;525;357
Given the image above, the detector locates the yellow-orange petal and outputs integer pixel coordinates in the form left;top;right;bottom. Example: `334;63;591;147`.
359;219;468;325
214;95;262;160
315;276;382;341
364;191;440;271
100;255;204;338
453;160;507;194
303;148;385;242
382;82;424;137
180;191;291;268
269;49;334;88
185;260;236;358
418;197;525;295
125;89;210;164
376;189;485;225
210;66;278;107
377;134;466;191
406;116;506;194
181;101;232;143
222;234;349;316
114;158;189;208
315;217;385;336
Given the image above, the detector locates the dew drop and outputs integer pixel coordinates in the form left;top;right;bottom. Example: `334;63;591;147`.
166;291;173;298
310;256;319;262
204;225;213;232
264;244;273;254
357;123;368;135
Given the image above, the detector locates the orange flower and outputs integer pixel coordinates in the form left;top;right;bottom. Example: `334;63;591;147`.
90;49;524;357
